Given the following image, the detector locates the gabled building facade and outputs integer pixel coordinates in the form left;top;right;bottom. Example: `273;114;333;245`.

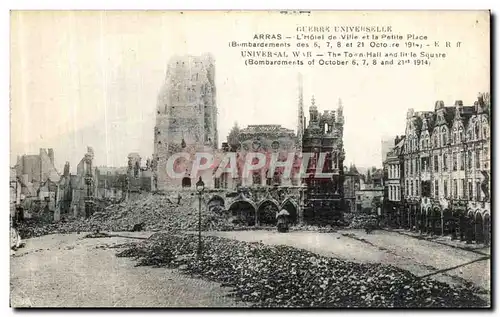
399;94;491;244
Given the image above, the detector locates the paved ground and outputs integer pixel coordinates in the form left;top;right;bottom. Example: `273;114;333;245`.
207;229;491;294
10;232;246;308
11;229;490;307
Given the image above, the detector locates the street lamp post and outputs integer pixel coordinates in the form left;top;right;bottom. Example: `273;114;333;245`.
196;176;205;258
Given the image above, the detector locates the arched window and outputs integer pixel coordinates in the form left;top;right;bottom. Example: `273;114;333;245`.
441;127;447;146
458;127;464;142
474;122;479;140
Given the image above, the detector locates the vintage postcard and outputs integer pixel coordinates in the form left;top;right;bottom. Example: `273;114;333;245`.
10;10;490;308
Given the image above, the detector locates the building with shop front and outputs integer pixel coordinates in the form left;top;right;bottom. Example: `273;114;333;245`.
397;94;491;244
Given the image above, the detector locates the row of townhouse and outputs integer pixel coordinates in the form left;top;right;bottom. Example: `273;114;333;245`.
383;94;491;245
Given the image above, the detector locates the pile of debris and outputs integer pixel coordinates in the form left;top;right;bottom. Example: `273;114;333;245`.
17;194;231;238
347;213;379;229
116;233;488;308
290;224;338;233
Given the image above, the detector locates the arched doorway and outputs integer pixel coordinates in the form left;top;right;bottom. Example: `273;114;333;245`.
228;199;257;226
408;206;415;230
475;212;484;243
430;207;442;235
182;177;191;188
413;207;420;231
399;206;406;229
281;198;299;224
458;212;467;241
461;210;474;242
207;195;225;213
257;199;280;226
442;209;452;235
484;213;491;245
422;207;430;233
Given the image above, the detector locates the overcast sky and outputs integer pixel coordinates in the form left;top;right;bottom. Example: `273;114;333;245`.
10;11;489;173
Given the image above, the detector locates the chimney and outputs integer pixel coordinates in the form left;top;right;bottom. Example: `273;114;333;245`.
48;148;54;164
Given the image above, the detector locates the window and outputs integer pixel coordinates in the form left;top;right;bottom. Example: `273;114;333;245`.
410;181;413;196
410;160;413;176
444;180;448;198
453;179;458;198
442;153;447;171
461;179;466;199
467;150;472;170
468;181;473;200
460;152;465;171
475;149;480;169
434;180;439;197
476;181;482;201
434;156;439;172
406;180;409;196
453;152;457;171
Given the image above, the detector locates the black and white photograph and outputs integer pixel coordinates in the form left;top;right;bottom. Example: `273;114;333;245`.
8;10;491;308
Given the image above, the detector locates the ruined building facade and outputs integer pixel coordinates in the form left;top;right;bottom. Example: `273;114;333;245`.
153;54;218;190
301;96;346;223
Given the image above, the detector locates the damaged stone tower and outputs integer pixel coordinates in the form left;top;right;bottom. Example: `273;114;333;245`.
153;54;218;190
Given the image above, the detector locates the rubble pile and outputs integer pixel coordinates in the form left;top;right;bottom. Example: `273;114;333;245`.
347;213;379;229
116;233;487;308
17;219;61;239
17;194;233;238
290;224;339;233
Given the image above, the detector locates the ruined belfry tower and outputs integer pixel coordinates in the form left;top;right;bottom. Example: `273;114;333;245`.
153;54;218;190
